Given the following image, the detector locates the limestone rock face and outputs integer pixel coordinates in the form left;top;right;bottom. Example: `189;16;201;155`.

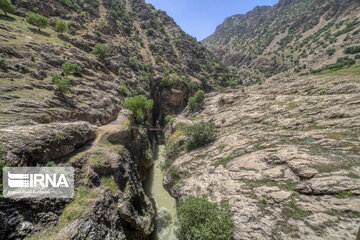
0;114;155;240
164;70;360;240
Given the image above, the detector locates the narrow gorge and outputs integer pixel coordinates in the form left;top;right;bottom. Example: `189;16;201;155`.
0;0;360;239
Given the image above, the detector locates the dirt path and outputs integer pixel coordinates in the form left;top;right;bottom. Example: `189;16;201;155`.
92;113;128;146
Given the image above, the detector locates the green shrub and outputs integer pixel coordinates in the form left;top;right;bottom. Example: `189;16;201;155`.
118;67;123;76
129;57;138;70
0;57;8;69
58;0;73;7
56;20;68;34
52;74;72;94
185;121;215;151
176;196;234;240
62;62;81;76
326;48;335;56
344;46;360;54
218;97;226;105
124;95;154;124
160;76;174;88
164;114;176;123
93;44;108;58
26;13;49;31
146;28;154;36
355;54;360;59
188;90;205;111
311;57;356;73
0;0;15;16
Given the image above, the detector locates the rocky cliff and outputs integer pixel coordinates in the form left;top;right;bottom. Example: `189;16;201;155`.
163;65;360;239
203;0;360;85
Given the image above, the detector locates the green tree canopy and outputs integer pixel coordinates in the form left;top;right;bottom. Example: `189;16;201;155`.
188;90;205;111
26;13;49;31
56;20;68;34
185;121;216;151
175;196;235;240
0;0;14;16
124;95;154;124
62;62;81;77
93;44;109;58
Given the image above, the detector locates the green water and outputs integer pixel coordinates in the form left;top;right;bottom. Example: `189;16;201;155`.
145;145;177;240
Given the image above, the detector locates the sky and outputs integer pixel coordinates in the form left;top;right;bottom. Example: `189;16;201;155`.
145;0;279;41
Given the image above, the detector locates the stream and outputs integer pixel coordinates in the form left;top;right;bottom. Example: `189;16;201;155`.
144;145;177;240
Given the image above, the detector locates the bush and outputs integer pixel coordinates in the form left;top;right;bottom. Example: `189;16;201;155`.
26;13;49;31
185;121;215;151
62;62;81;76
218;97;226;105
311;57;356;73
129;57;138;70
93;44;108;58
124;95;154;124
56;20;68;34
326;49;335;56
355;54;360;59
164;114;176;123
52;74;72;94
175;196;234;240
146;28;154;36
344;46;360;54
188;90;205;111
0;0;15;16
160;76;174;88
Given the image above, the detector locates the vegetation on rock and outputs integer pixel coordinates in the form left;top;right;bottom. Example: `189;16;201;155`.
52;74;72;94
0;0;14;16
175;196;235;240
185;121;216;151
56;20;68;34
26;13;49;31
93;44;109;58
188;90;205;111
124;95;154;124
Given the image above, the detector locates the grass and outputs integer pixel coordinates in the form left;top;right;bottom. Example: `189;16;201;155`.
58;186;98;228
100;175;119;193
316;162;352;173
287;103;299;110
213;155;236;167
0;13;68;46
168;122;188;144
282;199;311;220
336;190;355;199
345;172;360;179
26;186;99;240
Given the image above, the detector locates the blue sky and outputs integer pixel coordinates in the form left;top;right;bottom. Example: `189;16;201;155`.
145;0;279;41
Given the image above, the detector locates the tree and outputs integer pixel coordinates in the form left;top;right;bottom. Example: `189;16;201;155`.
124;95;154;124
0;0;14;16
62;62;81;77
185;121;216;151
26;13;49;31
56;20;68;34
93;44;108;58
52;74;72;94
188;90;205;111
175;196;235;240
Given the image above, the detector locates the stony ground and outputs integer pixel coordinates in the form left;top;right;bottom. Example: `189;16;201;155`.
164;65;360;240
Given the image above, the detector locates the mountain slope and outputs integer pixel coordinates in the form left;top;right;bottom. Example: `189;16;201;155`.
164;64;360;240
203;0;360;85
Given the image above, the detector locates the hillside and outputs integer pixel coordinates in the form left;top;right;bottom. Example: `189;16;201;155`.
203;0;360;85
0;0;230;239
164;65;360;240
